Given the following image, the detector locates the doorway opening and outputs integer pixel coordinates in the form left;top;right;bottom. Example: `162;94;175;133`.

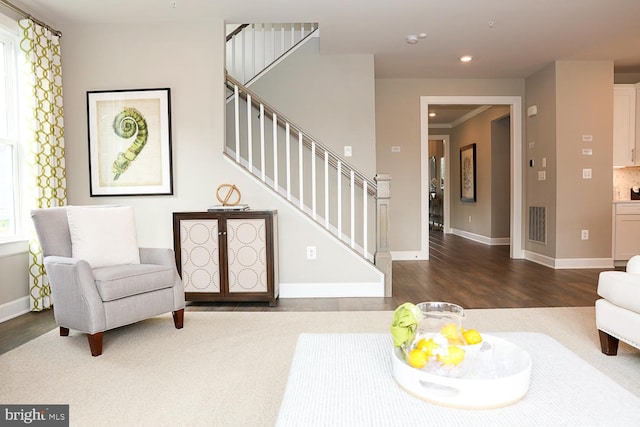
420;96;523;260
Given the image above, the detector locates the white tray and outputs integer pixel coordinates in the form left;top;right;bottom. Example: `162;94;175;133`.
391;334;532;409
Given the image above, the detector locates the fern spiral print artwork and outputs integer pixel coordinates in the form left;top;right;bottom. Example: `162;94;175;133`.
111;107;148;180
88;88;172;196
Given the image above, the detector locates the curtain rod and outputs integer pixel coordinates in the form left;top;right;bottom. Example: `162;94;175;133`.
0;0;62;37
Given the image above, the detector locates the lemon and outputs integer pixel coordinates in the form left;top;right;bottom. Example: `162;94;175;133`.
415;337;439;356
436;345;465;366
440;323;465;345
462;328;483;345
407;348;429;369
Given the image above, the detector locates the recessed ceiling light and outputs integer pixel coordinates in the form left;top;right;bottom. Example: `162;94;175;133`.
460;55;473;63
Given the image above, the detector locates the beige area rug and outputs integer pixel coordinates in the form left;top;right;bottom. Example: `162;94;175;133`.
1;307;639;426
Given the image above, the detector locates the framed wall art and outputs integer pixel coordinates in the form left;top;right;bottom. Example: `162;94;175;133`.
460;143;476;202
87;88;173;196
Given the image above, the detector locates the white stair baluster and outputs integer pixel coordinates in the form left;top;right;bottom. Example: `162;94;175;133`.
273;112;278;191
363;180;368;258
251;24;256;82
337;160;342;240
234;84;240;162
260;103;265;182
241;29;246;84
324;150;329;229
246;93;253;173
312;141;317;220
286;123;291;201
299;131;304;209
350;170;355;248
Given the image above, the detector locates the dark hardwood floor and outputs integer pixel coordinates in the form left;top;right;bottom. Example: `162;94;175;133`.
0;231;610;355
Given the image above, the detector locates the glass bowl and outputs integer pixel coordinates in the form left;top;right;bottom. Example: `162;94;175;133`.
416;301;465;336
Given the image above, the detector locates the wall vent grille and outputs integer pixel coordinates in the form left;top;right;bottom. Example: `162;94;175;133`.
528;206;546;244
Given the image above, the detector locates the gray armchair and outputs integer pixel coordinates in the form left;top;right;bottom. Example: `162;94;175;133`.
31;206;185;356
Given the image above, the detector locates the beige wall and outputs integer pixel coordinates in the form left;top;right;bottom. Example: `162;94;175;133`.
49;20;380;289
449;106;511;238
491;116;511;238
525;61;613;261
0;249;29;309
555;61;613;259
249;38;377;177
375;79;525;252
525;63;558;257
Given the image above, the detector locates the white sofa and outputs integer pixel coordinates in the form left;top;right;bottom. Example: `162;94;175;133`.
596;255;640;355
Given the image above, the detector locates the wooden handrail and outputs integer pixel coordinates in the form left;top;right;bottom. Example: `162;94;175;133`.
226;24;250;42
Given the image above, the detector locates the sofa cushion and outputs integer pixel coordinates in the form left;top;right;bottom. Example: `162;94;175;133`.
597;271;640;314
93;264;175;302
67;205;140;268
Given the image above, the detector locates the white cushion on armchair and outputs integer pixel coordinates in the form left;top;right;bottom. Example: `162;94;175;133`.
596;255;640;355
67;205;141;268
597;271;640;314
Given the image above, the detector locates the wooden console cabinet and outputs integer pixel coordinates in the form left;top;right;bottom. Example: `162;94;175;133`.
173;210;279;306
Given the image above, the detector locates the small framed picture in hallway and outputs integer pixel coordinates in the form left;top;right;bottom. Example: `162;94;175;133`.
460;143;476;202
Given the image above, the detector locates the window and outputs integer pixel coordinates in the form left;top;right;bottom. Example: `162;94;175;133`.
0;18;19;241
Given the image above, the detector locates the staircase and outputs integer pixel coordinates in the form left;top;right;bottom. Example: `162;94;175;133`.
224;23;391;294
226;23;319;86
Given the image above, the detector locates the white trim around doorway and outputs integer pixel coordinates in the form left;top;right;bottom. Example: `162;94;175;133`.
420;96;524;260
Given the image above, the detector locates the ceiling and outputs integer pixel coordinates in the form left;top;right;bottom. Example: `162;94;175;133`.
12;0;640;125
16;0;640;80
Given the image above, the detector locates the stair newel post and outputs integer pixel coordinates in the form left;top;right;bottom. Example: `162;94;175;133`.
374;174;392;296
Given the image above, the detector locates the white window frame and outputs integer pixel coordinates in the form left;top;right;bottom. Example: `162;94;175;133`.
0;15;22;247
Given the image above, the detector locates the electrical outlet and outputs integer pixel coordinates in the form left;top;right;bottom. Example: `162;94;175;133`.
468;216;472;223
582;168;592;179
306;246;317;260
581;230;589;240
344;146;352;157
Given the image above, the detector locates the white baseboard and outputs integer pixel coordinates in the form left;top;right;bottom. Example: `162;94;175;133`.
0;296;30;323
553;258;613;269
524;250;614;269
390;251;428;261
450;229;510;246
279;282;384;298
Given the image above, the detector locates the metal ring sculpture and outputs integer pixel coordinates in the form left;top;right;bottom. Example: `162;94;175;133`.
216;184;242;206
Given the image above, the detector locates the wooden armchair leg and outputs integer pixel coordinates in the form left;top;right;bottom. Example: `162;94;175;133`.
60;327;69;336
173;308;184;329
87;332;104;357
598;329;619;356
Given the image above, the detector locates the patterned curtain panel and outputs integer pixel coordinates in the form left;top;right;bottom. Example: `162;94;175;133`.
19;19;67;311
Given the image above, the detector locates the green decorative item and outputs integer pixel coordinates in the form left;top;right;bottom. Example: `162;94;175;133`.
390;302;420;347
112;107;148;180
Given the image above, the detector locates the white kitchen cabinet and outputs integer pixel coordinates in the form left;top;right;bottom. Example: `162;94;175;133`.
613;202;640;261
613;85;636;166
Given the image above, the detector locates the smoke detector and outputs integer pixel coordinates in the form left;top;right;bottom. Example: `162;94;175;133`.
406;33;427;44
